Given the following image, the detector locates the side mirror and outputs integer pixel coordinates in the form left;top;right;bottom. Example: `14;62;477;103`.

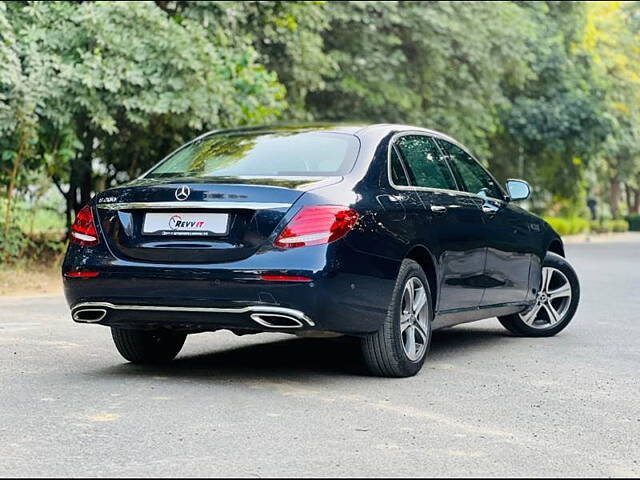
506;179;531;201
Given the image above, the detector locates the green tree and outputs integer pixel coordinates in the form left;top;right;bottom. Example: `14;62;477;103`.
3;1;286;230
3;0;640;253
489;1;610;215
167;1;335;119
0;1;54;246
307;1;537;157
580;1;640;217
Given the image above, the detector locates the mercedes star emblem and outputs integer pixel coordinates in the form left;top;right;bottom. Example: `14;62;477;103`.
175;185;191;201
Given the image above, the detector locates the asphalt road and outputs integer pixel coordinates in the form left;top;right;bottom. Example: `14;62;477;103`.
1;238;639;477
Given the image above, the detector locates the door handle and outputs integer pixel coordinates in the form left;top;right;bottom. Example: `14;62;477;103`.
482;203;500;214
430;205;447;214
377;194;406;208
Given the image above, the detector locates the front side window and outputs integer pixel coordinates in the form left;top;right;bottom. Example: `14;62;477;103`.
393;135;457;190
147;131;360;178
438;140;503;200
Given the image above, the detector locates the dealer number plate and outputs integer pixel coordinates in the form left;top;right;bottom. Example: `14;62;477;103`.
142;212;229;237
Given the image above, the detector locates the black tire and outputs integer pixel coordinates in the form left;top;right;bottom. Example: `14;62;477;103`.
361;259;433;377
111;327;187;364
498;252;580;337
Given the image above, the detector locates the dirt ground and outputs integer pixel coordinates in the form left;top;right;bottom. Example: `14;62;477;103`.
0;265;62;297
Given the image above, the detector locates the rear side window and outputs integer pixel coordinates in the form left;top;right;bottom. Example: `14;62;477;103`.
147;131;360;178
393;135;457;190
438;140;503;200
390;147;409;186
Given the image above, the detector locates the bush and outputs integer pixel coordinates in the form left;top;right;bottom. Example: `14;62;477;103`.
0;225;66;266
572;218;591;234
543;217;590;236
610;219;629;233
589;219;629;233
546;217;630;236
626;214;640;231
0;227;29;263
589;220;609;234
0;200;67;264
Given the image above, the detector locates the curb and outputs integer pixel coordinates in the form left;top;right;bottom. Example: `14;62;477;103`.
561;231;640;244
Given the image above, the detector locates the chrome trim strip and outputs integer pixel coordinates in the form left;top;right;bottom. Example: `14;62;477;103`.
71;302;315;326
97;201;292;211
70;231;98;242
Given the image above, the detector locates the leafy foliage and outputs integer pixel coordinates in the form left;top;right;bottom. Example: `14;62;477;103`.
3;1;286;221
308;1;536;157
579;1;640;217
173;1;335;118
487;1;610;214
1;0;640;263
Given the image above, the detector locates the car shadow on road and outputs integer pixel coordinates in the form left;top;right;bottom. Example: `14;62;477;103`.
92;324;513;380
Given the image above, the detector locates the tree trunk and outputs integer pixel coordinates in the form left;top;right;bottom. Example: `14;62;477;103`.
67;154;91;219
627;184;640;215
3;119;28;238
4;152;21;232
78;155;93;212
68;124;95;219
66;175;75;230
610;178;621;218
60;126;94;235
52;175;72;232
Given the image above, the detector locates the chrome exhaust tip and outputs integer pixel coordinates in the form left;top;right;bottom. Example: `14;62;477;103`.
72;308;107;323
250;313;304;329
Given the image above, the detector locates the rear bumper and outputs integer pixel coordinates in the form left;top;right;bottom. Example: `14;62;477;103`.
63;242;399;335
71;302;314;331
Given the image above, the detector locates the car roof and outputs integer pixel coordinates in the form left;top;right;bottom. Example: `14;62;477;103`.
194;123;458;143
194;123;364;137
351;123;462;144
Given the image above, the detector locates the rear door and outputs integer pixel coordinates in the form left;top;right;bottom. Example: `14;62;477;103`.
392;134;487;312
437;139;533;307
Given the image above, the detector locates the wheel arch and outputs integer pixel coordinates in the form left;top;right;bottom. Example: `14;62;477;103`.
405;245;438;312
547;238;565;257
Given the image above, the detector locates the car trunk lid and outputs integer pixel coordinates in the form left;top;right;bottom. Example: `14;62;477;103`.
95;176;337;263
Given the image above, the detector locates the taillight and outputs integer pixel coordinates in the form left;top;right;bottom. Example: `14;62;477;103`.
274;206;359;249
70;206;100;247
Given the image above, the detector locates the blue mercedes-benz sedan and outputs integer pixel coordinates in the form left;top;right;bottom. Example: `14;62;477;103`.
62;124;580;377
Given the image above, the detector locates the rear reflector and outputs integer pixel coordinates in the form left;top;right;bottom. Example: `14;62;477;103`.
260;274;313;282
64;271;100;278
70;206;100;247
274;206;359;249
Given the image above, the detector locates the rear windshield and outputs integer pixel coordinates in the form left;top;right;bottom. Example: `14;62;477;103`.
146;131;360;178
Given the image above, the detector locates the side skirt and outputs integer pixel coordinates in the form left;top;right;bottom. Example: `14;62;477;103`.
433;302;532;330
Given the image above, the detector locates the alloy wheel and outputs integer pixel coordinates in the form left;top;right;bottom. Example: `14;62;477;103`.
519;266;572;329
400;277;430;361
